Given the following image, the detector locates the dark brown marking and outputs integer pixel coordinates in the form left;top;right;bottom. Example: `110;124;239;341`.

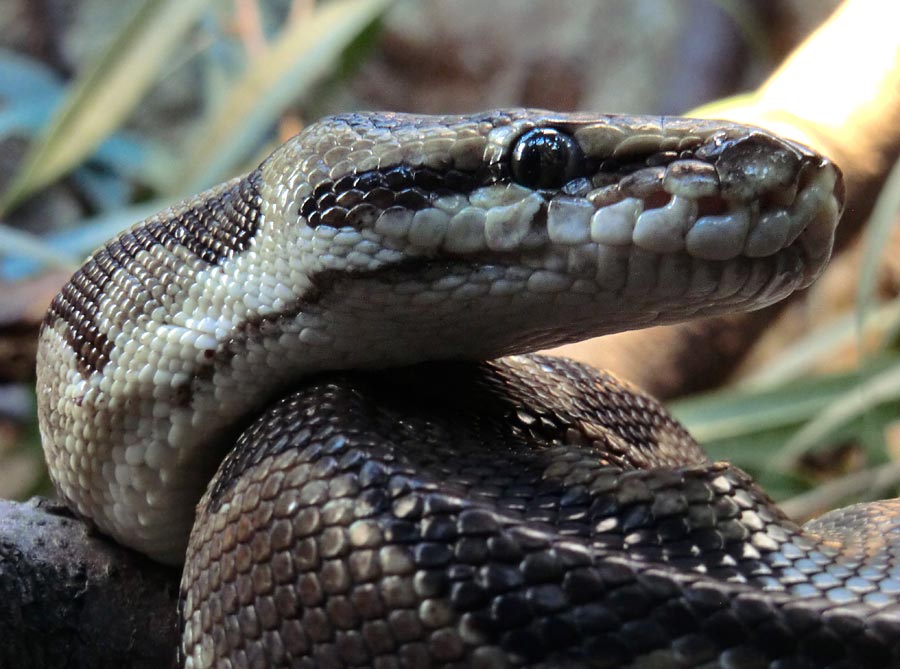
173;382;193;409
299;165;498;228
167;167;263;265
221;200;575;356
44;169;264;377
186;259;457;411
204;248;535;385
43;256;116;377
297;130;700;231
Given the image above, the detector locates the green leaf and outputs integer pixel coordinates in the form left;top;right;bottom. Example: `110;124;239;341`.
0;0;211;214
857;156;900;342
772;358;900;470
739;299;900;389
177;0;394;191
670;370;863;443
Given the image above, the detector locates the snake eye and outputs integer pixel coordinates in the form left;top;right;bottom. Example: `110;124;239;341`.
510;128;584;189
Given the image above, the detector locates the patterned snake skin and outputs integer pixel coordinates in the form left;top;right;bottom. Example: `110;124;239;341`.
33;110;888;668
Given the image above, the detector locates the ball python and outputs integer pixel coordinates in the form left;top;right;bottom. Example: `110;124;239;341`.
35;109;898;668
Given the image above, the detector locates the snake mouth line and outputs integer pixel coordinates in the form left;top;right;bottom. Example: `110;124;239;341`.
564;154;842;285
336;155;842;304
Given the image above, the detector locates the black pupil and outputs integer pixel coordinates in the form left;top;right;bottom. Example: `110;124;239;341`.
511;128;582;189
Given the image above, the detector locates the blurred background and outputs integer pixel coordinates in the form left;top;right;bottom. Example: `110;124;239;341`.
1;0;899;523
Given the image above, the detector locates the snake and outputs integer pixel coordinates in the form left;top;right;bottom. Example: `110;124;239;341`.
34;108;896;668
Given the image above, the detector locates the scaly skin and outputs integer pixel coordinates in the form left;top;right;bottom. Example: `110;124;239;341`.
181;355;900;668
36;110;840;570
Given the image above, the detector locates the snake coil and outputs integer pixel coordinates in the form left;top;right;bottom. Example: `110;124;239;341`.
36;110;892;669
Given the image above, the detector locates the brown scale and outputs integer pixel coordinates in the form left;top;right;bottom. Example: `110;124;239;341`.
43;169;263;377
180;356;900;668
43;257;115;376
299;164;497;229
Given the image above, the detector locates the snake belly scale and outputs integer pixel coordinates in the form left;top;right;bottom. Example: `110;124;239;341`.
34;109;897;668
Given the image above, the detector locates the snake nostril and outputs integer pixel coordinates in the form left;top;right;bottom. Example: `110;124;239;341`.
703;133;803;201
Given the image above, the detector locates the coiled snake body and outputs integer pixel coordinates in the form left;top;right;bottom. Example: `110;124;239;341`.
35;110;898;668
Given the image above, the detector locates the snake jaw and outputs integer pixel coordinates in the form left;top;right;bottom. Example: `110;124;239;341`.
282;111;842;349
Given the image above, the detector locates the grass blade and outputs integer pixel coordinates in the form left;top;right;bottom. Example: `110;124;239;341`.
772;359;900;470
177;0;394;191
739;299;900;389
0;0;211;213
671;370;860;443
857;157;900;335
781;461;900;520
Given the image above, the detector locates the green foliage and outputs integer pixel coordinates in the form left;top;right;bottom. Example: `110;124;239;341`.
0;0;396;272
0;0;212;213
177;0;392;191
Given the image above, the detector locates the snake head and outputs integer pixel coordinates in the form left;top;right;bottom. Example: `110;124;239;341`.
259;109;842;358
